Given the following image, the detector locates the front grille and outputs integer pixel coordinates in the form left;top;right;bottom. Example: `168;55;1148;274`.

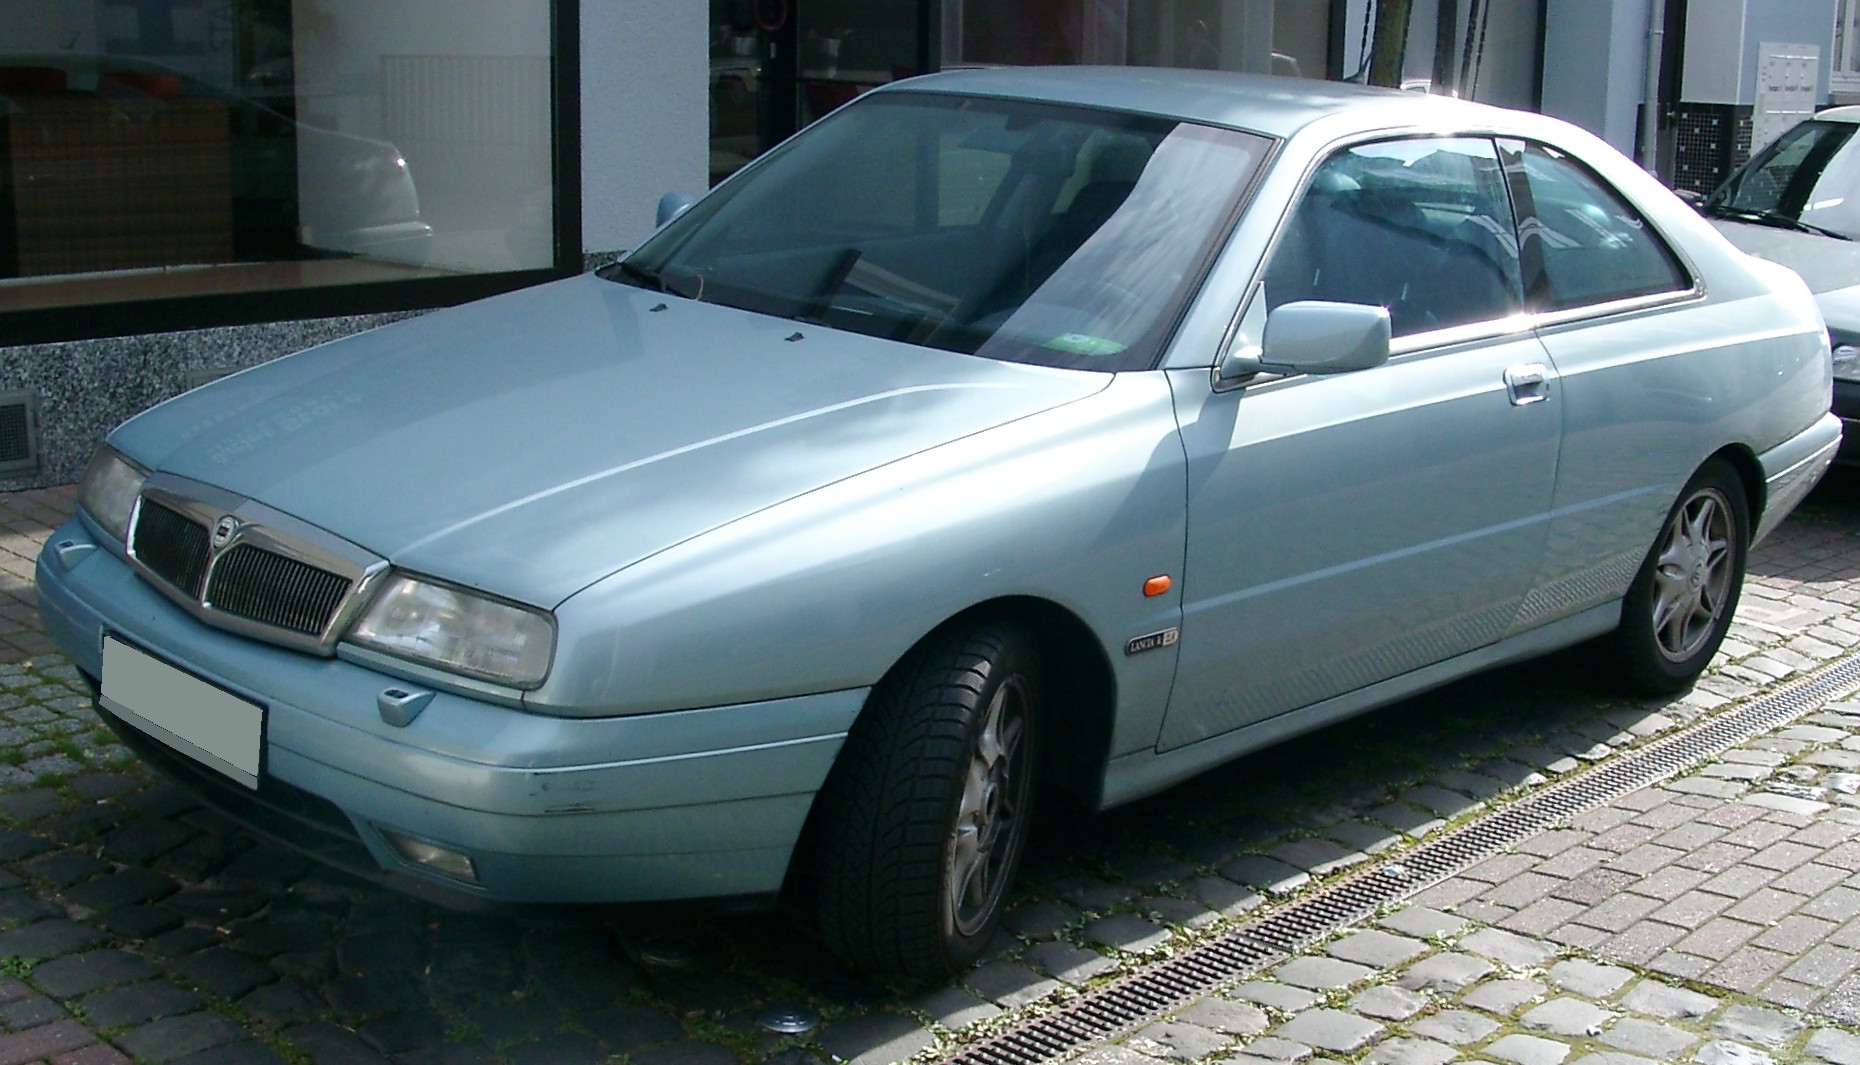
207;545;351;636
132;500;210;597
125;480;381;653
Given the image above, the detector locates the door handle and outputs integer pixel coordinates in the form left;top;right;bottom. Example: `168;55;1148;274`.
1504;363;1551;406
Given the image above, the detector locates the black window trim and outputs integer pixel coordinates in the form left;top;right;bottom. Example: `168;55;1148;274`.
0;0;582;348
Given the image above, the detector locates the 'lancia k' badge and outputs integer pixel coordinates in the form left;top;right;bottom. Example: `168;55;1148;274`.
211;516;240;550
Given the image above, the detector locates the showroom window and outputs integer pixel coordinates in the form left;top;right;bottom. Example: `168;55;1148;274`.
943;0;1332;78
0;0;570;339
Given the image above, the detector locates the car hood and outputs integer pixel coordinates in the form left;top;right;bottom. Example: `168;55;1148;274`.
1815;282;1860;334
1709;218;1860;294
114;275;1111;606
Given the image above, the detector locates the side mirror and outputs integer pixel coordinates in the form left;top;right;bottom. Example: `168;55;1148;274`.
656;191;699;228
1220;301;1392;379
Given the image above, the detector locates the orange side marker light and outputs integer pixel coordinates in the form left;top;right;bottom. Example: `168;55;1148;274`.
1143;575;1173;598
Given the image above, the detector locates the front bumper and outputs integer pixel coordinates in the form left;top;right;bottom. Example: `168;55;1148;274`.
1834;379;1860;464
37;518;862;906
1754;411;1845;545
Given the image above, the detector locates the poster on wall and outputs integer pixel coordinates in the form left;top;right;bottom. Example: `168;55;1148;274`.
1753;41;1821;155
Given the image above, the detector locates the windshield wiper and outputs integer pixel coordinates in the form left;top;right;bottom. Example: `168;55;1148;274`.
599;259;668;290
1708;205;1855;241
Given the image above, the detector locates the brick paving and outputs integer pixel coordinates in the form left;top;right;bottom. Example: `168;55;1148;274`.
0;477;1858;1062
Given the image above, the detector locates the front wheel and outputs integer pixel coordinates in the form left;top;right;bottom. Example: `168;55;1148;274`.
1604;458;1749;694
812;622;1041;980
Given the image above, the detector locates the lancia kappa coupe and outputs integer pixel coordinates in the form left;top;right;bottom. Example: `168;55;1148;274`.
39;68;1840;979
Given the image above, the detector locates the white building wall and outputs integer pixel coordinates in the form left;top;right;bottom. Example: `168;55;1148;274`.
1541;0;1652;157
580;0;708;255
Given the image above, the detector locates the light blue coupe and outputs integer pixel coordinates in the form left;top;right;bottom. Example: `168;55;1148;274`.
38;68;1840;979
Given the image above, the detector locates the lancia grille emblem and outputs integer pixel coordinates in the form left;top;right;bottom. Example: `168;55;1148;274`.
210;516;240;550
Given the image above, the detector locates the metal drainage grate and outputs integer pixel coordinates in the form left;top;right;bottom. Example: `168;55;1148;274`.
940;653;1860;1065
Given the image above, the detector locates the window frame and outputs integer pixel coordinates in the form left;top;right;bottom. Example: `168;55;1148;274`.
0;0;582;348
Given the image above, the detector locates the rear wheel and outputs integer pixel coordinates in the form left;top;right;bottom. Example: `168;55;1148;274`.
813;621;1041;980
1604;458;1748;694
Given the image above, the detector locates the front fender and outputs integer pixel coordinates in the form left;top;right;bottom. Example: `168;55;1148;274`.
528;373;1190;759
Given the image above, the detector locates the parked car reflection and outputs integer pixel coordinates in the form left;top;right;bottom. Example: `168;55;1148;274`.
0;51;431;281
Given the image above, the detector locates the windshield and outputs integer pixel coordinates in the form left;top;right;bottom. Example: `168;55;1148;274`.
615;92;1271;372
1707;119;1860;239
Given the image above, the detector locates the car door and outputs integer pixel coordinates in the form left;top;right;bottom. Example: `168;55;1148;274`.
1498;139;1708;623
1159;135;1562;751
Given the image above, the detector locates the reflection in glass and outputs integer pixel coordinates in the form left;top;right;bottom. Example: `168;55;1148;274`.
625;93;1269;372
1708;120;1860;241
1265;138;1523;336
709;0;922;185
1336;0;1542;108
0;0;555;314
945;0;1331;78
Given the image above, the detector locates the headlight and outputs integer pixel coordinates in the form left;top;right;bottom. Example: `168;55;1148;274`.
347;574;555;688
1834;335;1860;383
77;447;147;546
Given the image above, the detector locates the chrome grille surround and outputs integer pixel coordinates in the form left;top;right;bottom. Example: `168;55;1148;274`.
125;474;390;654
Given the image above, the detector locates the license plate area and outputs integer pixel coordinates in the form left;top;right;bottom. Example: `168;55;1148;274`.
100;636;264;789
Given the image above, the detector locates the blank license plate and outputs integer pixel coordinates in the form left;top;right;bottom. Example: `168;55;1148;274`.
100;636;263;789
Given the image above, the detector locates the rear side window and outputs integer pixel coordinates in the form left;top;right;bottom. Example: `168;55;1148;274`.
1505;141;1690;312
1263;137;1523;338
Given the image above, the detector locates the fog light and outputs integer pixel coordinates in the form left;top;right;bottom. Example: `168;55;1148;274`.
381;830;478;883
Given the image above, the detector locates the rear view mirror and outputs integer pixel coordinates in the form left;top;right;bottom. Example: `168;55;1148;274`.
656;191;698;228
1221;301;1392;379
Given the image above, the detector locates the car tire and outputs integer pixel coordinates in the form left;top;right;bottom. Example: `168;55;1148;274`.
1605;458;1749;695
812;621;1041;980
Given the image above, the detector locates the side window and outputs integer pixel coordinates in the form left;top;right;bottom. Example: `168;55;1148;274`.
1507;142;1690;312
1263;137;1522;338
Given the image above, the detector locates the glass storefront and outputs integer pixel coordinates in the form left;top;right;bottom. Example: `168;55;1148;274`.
710;0;925;184
0;0;559;317
947;0;1332;79
1335;0;1542;109
943;0;1538;106
712;1;1544;181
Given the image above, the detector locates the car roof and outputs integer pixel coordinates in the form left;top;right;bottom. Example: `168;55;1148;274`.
880;66;1517;140
1816;104;1860;125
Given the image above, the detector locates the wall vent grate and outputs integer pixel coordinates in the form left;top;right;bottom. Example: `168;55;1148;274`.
0;392;42;477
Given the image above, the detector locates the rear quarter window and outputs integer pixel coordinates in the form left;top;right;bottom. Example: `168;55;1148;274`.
1509;142;1690;312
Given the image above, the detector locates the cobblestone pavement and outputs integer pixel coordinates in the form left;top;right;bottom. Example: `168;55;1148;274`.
4;476;1860;1064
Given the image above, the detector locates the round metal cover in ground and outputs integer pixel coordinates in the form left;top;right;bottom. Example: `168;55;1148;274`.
758;1004;820;1035
631;934;701;970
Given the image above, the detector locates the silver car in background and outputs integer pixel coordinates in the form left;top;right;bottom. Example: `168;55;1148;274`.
38;69;1839;980
1701;105;1860;461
